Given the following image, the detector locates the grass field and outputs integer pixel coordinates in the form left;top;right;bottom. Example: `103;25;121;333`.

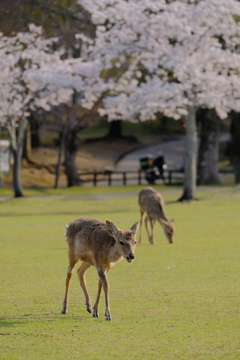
0;185;240;360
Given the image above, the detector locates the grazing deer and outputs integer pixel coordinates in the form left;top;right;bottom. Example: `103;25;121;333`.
138;187;175;244
62;217;139;321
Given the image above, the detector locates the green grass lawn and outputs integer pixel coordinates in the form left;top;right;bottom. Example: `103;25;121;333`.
0;185;240;360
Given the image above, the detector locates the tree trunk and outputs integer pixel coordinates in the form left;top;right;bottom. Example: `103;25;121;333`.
107;120;122;138
12;147;24;197
227;111;240;184
234;163;240;183
54;125;67;189
0;126;3;187
178;106;198;201
10;117;28;197
30;115;41;148
197;109;221;185
22;119;33;163
64;127;81;187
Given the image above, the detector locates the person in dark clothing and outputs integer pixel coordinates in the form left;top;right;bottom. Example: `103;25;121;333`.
154;150;166;180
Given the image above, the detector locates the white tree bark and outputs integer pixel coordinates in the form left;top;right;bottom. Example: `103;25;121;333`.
179;106;198;201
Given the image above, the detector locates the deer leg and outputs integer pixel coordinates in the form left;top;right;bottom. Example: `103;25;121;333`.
139;210;144;243
97;268;111;321
150;219;156;244
62;258;78;314
144;216;152;244
77;262;92;313
92;278;102;318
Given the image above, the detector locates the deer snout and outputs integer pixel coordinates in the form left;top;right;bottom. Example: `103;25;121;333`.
126;253;135;263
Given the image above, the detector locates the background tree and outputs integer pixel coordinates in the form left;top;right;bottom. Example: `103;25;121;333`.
226;111;240;183
79;0;240;200
0;25;103;195
0;0;94;43
0;0;99;189
25;51;105;187
106;120;122;139
197;109;221;185
0;25;65;196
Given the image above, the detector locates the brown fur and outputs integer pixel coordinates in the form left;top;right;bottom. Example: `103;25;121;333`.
138;187;175;244
62;217;139;321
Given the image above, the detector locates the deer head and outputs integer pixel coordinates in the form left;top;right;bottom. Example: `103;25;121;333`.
106;220;139;262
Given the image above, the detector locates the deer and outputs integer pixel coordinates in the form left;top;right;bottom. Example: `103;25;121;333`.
138;187;175;245
62;217;139;321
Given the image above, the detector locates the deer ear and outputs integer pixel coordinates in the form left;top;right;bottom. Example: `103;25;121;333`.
106;220;119;238
130;221;139;234
170;219;175;229
161;219;168;226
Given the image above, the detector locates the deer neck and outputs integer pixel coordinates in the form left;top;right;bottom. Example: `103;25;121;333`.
158;211;168;225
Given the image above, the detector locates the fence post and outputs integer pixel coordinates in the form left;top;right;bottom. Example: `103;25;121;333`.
93;171;97;186
108;172;112;186
138;170;142;185
168;170;172;184
123;172;126;185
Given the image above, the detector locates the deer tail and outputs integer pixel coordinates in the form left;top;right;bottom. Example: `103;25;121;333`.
65;221;82;245
65;225;68;237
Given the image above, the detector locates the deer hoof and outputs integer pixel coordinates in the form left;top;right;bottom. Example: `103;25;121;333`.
86;303;92;313
93;310;99;318
61;306;67;314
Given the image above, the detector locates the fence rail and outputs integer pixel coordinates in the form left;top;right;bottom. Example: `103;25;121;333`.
79;168;234;187
80;169;185;186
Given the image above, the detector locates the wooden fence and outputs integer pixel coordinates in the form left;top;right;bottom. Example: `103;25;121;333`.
79;168;234;187
79;168;185;186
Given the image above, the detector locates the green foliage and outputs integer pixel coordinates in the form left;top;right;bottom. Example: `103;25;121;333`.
0;186;240;359
121;116;179;135
78;116;180;143
79;119;109;141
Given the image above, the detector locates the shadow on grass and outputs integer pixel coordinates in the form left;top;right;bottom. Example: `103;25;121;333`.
0;317;24;328
164;200;181;205
0;322;16;328
0;313;90;329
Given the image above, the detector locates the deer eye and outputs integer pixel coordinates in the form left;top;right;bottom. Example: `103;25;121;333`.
120;241;124;246
134;241;137;245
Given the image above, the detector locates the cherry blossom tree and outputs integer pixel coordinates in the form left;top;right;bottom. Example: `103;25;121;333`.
78;0;240;200
24;52;105;188
0;25;62;196
0;25;104;196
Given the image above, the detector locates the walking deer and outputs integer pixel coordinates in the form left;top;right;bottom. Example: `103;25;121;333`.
62;217;139;321
138;187;175;244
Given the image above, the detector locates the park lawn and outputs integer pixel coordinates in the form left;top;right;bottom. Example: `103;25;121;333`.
0;185;239;360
